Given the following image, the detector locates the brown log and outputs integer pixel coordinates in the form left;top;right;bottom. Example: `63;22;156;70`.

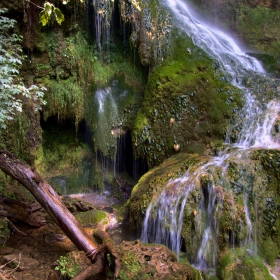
0;150;99;260
94;228;121;278
72;254;105;280
73;228;121;279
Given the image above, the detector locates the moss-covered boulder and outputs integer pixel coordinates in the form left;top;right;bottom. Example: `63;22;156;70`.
132;31;242;167
75;209;108;228
127;148;280;276
217;248;274;280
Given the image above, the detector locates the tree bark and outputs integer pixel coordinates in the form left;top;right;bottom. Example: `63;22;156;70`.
0;150;100;259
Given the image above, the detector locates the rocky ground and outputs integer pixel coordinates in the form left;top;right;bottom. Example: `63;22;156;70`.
0;193;198;280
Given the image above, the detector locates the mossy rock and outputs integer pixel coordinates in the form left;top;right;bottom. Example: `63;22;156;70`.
216;248;274;280
127;152;205;225
132;31;242;167
128;149;280;267
75;209;108;227
111;240;201;280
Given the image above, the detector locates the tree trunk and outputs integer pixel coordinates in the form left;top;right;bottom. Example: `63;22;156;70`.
0;150;100;259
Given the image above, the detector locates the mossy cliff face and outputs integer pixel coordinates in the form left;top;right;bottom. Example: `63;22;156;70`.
127;149;280;277
132;31;242;167
0;3;140;198
119;0;171;66
0;97;41;165
216;247;274;280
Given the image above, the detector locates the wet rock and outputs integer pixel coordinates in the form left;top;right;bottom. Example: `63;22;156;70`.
115;240;199;280
128;149;280;272
44;232;67;244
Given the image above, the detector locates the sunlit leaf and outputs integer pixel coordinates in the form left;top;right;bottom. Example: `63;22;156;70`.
54;8;65;25
39;10;50;26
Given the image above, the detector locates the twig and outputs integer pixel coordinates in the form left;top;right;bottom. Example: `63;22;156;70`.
5;218;27;236
25;0;44;10
0;254;22;278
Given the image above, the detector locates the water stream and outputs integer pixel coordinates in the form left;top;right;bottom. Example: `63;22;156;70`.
141;0;280;272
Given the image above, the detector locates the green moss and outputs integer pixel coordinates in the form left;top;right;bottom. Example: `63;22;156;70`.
128;148;280;270
44;78;84;127
259;237;279;265
132;30;242;167
127;153;208;225
217;248;274;280
75;209;107;226
33;28;146;161
238;5;280;59
120;251;143;279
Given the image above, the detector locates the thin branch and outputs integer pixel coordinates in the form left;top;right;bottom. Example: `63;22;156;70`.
0;254;22;278
25;0;44;10
5;218;27;236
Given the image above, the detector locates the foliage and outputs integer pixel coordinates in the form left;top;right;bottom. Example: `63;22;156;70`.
44;78;84;127
217;248;274;280
39;2;65;26
55;255;80;278
38;0;83;26
238;5;280;58
0;9;46;129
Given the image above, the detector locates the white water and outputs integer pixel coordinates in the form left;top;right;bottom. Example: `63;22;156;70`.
141;0;280;272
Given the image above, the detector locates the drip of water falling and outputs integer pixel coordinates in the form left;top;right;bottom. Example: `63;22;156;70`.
243;195;253;247
195;181;222;271
141;0;280;273
92;0;113;60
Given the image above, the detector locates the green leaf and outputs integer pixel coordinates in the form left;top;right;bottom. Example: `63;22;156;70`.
53;8;65;25
39;10;50;26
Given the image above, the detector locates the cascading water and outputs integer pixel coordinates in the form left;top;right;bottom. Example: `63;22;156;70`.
141;0;280;272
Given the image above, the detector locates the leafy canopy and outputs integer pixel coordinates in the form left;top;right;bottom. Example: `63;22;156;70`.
39;2;65;26
0;8;46;129
38;0;83;26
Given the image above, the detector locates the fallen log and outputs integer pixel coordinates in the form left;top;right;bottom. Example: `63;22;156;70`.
73;228;120;280
0;150;120;277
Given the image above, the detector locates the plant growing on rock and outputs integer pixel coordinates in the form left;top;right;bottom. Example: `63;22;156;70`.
55;255;80;279
0;9;46;129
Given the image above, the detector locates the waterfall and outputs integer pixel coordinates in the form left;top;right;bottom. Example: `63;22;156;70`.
141;0;280;272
